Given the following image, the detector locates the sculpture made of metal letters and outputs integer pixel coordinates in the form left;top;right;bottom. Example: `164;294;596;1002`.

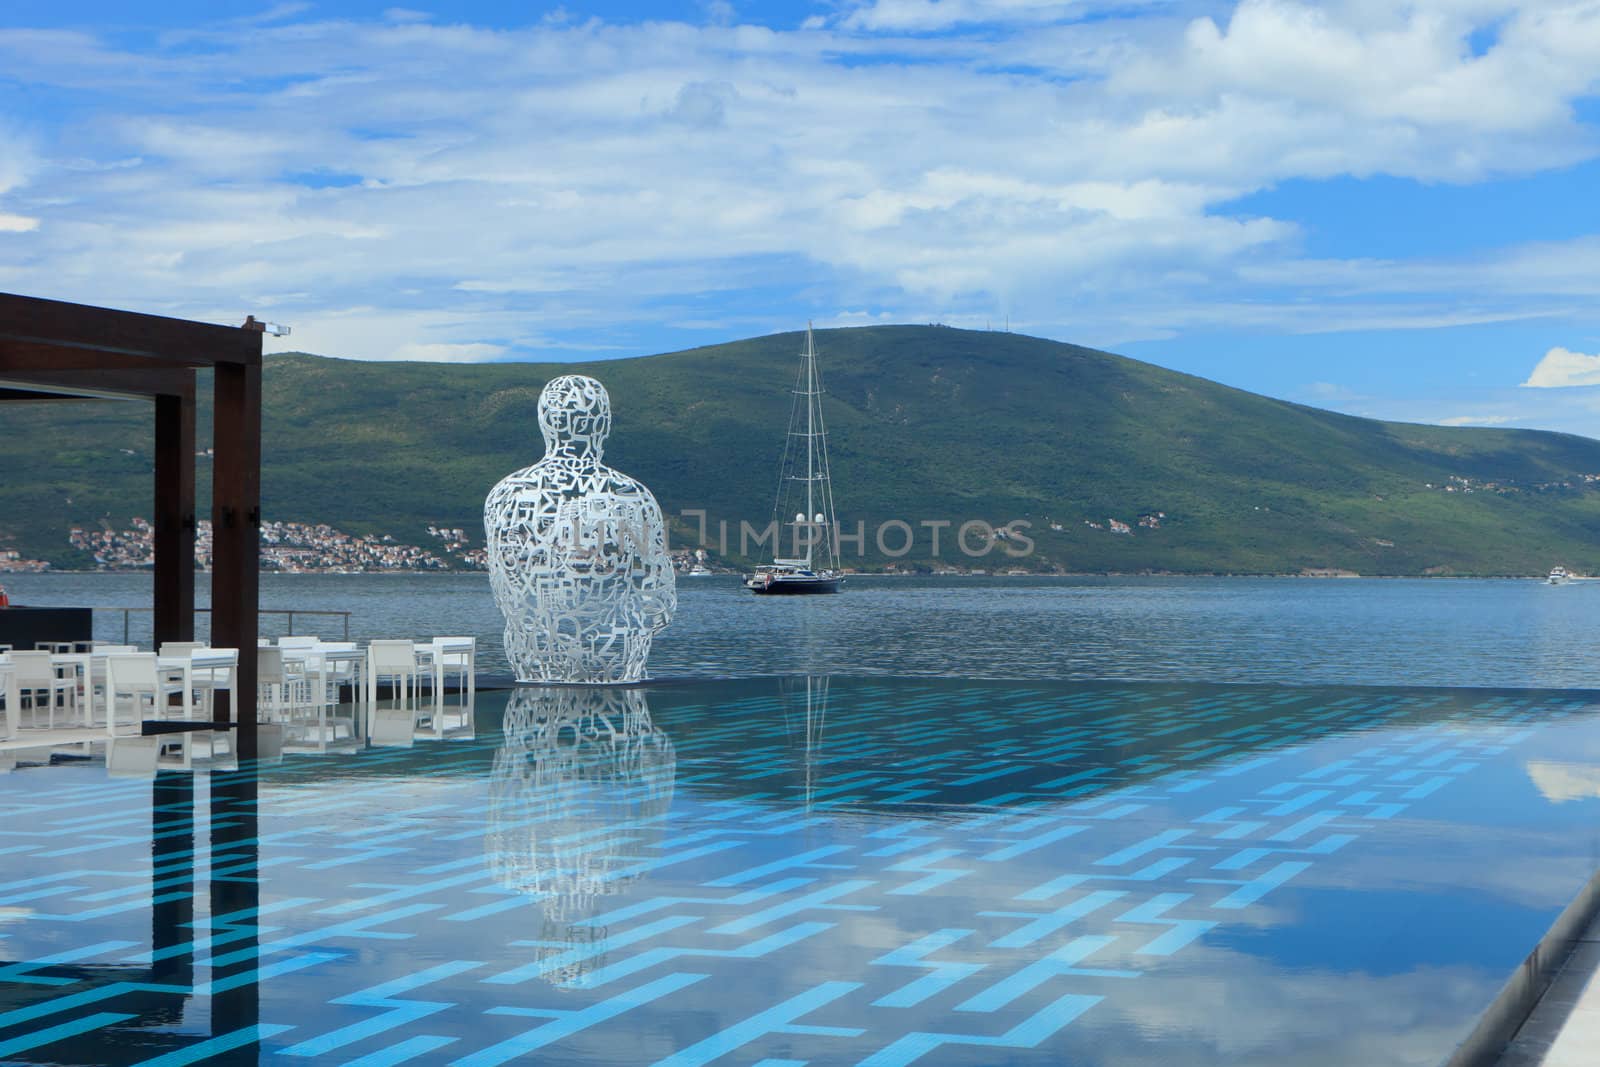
485;375;676;683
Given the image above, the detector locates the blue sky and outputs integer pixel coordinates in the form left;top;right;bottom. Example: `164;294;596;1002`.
2;1;1599;434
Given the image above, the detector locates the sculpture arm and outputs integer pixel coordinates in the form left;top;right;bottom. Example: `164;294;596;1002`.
635;492;678;634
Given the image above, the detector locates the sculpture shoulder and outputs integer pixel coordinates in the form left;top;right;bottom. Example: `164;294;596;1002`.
486;461;657;502
484;461;566;510
596;466;664;510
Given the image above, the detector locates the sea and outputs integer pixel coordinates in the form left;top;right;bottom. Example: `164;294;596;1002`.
2;571;1596;688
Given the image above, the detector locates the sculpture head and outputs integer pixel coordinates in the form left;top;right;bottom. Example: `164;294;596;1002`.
539;375;611;460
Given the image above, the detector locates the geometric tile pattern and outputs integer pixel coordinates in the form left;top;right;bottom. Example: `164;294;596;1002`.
0;679;1596;1065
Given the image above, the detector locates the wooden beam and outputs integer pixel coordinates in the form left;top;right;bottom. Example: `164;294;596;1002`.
154;381;197;646
0;367;194;399
0;292;260;366
210;359;262;754
0;388;102;402
0;339;189;373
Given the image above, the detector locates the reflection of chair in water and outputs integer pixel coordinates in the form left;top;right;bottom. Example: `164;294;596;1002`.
488;687;676;987
368;707;419;747
105;736;161;777
418;700;476;742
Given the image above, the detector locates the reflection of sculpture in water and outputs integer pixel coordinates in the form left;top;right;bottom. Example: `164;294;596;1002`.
488;687;676;987
484;375;676;683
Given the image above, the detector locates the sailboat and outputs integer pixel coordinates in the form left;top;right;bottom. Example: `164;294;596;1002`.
744;324;844;595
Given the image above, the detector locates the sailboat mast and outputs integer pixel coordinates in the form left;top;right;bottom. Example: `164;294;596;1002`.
805;324;815;565
744;322;843;593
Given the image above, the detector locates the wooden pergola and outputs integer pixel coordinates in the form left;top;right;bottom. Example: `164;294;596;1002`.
0;292;263;752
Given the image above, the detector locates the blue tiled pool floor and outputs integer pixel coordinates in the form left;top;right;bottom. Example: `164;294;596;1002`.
4;678;1600;1065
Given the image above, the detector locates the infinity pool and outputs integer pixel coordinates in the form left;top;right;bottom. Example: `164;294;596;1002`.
2;678;1599;1065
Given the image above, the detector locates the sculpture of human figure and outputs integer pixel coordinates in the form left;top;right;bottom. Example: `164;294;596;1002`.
485;375;676;683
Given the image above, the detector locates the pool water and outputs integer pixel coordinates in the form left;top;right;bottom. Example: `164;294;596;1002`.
3;677;1600;1065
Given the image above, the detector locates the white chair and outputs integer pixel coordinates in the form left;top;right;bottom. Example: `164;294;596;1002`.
7;651;76;730
160;641;207;714
257;647;308;721
187;647;238;720
105;654;185;737
367;640;423;710
276;638;332;705
309;643;361;708
2;661;20;739
85;646;140;719
425;637;476;705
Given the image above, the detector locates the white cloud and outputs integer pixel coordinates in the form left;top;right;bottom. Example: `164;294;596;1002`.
1521;346;1600;389
0;4;1594;360
841;0;1131;31
1303;381;1369;403
701;0;737;26
1109;0;1600;182
392;341;508;362
1437;414;1513;426
1526;759;1600;803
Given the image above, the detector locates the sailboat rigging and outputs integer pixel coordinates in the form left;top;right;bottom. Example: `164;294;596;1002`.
744;324;844;595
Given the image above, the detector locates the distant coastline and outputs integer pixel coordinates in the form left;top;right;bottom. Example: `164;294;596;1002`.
9;328;1600;578
3;566;1566;580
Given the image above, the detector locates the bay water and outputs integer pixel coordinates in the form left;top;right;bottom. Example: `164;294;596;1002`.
2;572;1595;688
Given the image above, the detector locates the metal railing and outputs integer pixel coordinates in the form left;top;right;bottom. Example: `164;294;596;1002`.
96;606;352;644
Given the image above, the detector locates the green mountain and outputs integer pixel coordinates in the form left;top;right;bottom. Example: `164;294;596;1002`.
6;324;1600;575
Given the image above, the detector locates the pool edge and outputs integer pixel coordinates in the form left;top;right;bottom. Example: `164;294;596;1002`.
1446;862;1600;1066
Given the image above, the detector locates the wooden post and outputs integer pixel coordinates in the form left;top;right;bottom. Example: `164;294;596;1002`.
211;360;261;754
153;381;196;646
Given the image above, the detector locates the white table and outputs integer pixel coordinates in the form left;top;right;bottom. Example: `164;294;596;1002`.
281;643;365;709
67;649;236;733
413;639;476;705
1;649;241;739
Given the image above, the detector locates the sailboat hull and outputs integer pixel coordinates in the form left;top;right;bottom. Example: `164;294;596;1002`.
746;575;843;595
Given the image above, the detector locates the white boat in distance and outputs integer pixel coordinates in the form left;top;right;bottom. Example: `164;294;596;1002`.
1548;566;1572;585
745;324;844;596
